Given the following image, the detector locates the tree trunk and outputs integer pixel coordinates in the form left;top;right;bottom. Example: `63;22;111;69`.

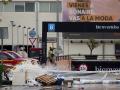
90;50;92;55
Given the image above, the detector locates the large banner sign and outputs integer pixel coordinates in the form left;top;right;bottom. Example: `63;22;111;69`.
63;0;91;21
63;0;120;22
72;61;120;71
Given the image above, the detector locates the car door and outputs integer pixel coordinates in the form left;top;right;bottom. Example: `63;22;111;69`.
0;52;15;65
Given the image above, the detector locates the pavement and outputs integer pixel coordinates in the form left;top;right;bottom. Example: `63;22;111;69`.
1;84;120;90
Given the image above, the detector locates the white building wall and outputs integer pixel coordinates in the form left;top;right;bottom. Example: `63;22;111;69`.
0;12;36;45
63;40;116;60
63;39;114;55
105;44;115;55
0;12;62;46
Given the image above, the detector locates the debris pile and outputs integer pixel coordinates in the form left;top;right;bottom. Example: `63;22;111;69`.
35;74;56;86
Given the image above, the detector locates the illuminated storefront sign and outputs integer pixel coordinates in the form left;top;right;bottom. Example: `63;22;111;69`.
72;61;120;71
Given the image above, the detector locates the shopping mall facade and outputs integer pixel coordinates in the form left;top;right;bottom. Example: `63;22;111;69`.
0;0;120;59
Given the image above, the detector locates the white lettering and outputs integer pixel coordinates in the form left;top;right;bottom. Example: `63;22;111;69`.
96;25;119;30
95;66;120;71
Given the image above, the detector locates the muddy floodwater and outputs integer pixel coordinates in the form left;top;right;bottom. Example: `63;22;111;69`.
1;84;120;90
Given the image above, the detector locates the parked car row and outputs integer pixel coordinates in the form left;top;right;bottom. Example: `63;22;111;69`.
0;51;38;67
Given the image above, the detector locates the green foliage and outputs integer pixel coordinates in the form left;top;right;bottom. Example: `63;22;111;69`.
48;47;55;58
0;64;3;72
2;0;12;5
0;64;3;84
49;47;55;51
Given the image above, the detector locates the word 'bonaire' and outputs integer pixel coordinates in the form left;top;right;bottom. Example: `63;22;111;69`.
73;9;92;15
69;15;114;22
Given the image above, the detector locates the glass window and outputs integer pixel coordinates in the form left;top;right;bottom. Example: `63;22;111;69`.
15;2;24;12
39;2;50;12
50;2;62;12
25;2;35;12
0;2;3;12
0;53;9;60
3;2;14;12
0;27;8;39
0;54;3;60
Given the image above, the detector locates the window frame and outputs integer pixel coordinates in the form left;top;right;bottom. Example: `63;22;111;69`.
50;1;62;12
14;1;25;12
25;2;35;12
0;2;3;12
39;1;50;12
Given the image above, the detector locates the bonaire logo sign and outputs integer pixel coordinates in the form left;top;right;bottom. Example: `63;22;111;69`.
48;23;55;32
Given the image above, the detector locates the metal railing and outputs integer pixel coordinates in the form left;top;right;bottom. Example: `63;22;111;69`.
55;54;120;61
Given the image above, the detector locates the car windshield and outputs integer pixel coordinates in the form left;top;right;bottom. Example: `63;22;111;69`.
0;52;15;60
8;52;23;58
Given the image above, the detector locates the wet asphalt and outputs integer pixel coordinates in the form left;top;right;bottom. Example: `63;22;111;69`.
1;84;120;90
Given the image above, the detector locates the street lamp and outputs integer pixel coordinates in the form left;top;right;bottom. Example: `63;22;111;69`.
17;25;21;46
27;27;31;54
35;0;39;48
22;26;26;48
10;21;15;51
